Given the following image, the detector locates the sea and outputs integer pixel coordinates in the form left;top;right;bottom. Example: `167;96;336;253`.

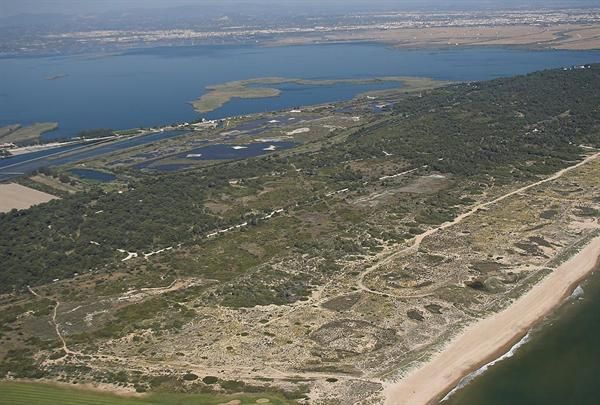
445;267;600;405
1;43;600;139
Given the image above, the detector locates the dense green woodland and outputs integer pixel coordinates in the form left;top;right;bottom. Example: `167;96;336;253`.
1;65;599;292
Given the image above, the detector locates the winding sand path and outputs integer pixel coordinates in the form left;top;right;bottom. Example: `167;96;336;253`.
384;236;600;405
357;152;600;298
27;286;81;357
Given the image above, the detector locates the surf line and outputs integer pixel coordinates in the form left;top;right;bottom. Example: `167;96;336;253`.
441;281;588;401
440;331;532;401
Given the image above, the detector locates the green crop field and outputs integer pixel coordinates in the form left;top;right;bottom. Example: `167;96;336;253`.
0;382;292;405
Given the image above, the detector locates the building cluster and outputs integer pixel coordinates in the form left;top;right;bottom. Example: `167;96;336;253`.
26;8;600;52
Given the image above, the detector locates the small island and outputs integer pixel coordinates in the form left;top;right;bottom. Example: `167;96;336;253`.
0;122;59;145
191;76;445;113
45;74;68;81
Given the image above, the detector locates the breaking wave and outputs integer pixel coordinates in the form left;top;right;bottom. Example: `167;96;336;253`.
441;332;531;402
570;284;584;300
441;282;589;401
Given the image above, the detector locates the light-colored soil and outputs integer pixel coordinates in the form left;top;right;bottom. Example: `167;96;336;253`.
383;237;600;405
267;24;600;51
358;152;600;298
30;174;80;194
0;183;58;212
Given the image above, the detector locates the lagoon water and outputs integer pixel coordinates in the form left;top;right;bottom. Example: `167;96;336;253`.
0;130;186;181
69;168;116;182
2;44;600;139
177;141;297;161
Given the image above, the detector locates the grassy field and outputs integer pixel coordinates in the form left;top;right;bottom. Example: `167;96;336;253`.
0;382;293;405
29;174;82;194
191;80;282;113
0;125;21;139
0;123;58;144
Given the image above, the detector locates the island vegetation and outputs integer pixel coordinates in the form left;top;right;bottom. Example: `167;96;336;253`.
191;76;446;113
0;123;59;145
45;74;68;81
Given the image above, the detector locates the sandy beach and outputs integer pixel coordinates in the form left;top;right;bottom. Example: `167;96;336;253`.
384;235;600;405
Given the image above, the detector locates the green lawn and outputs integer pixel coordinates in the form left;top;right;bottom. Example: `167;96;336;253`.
0;382;292;405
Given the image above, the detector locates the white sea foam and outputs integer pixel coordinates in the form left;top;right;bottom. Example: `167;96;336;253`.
571;284;584;299
443;281;588;401
441;332;531;402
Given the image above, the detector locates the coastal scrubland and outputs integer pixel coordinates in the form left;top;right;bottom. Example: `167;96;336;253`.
0;65;599;403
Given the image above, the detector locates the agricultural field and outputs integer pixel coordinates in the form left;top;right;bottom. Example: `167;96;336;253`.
0;183;58;213
268;24;600;51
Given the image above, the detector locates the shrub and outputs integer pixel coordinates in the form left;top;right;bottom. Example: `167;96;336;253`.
183;373;198;381
202;376;218;384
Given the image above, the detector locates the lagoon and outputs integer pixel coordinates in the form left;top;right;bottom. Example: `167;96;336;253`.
68;168;116;182
0;130;186;181
2;44;600;139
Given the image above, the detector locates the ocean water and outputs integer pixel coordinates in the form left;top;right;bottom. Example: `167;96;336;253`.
446;268;600;405
1;44;600;139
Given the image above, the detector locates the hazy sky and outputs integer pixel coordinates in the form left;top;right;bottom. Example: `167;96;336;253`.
1;0;598;16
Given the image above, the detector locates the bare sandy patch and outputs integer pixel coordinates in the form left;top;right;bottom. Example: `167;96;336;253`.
286;127;310;135
384;236;600;405
0;183;58;212
397;174;450;194
267;24;600;51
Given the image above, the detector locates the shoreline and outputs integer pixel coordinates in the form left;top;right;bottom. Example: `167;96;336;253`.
383;235;600;405
440;254;600;403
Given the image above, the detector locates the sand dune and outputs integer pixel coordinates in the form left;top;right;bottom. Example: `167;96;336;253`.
384;236;600;405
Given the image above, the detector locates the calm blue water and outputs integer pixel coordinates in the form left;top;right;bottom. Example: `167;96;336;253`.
0;130;185;181
1;44;600;139
0;143;84;169
135;141;297;171
178;141;297;160
69;168;116;182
